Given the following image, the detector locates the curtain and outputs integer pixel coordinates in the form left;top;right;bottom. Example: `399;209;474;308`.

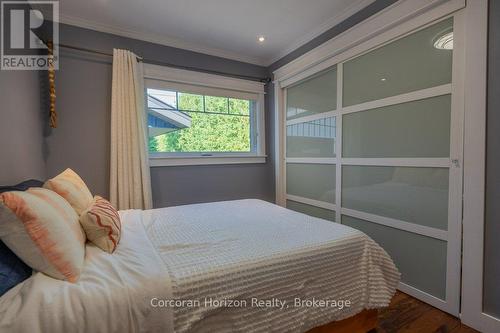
110;49;153;210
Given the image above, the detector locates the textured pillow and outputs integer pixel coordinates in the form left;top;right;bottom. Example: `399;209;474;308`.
0;188;86;282
0;179;44;296
44;168;93;215
80;196;121;253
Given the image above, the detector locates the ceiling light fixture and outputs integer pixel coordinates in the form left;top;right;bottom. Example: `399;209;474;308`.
433;31;453;50
258;36;265;43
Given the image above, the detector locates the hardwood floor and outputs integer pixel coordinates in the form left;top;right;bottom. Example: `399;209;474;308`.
376;292;478;333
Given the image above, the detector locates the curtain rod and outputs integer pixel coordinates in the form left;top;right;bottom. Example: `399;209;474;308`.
57;43;271;83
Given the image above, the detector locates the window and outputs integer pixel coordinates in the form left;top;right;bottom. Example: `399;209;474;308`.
147;89;254;153
144;64;266;166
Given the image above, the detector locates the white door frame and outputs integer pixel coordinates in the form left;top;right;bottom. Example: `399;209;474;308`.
273;0;490;329
460;1;500;333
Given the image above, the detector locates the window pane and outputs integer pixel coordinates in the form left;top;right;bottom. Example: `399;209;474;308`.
147;88;252;153
343;18;453;106
178;92;203;112
287;117;336;158
287;200;335;222
205;96;229;113
342;95;451;158
229;98;250;115
286;163;335;204
342;166;449;230
342;215;447;300
287;66;337;120
149;111;250;152
148;89;177;109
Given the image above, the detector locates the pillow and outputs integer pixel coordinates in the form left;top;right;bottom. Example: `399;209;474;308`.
80;196;121;253
0;179;44;296
0;240;32;296
44;168;93;215
0;188;86;282
0;179;44;192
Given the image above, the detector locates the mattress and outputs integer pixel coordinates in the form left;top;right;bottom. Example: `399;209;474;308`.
0;199;399;333
143;199;400;333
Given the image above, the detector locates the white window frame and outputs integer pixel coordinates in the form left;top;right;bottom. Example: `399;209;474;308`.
273;1;490;331
144;64;266;166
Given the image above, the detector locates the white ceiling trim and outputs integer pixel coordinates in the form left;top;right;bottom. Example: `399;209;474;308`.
59;0;375;67
59;14;266;66
264;0;376;65
273;0;464;83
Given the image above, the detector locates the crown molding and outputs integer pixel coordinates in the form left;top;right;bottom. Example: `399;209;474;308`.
273;0;465;84
264;0;376;66
59;14;267;66
59;1;375;68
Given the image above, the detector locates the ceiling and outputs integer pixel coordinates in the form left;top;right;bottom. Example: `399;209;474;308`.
58;0;375;66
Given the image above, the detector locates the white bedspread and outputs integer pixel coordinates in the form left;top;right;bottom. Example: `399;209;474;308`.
0;210;174;333
0;199;399;333
143;199;400;333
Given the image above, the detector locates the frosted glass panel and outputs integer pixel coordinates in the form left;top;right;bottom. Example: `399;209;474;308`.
342;166;449;230
342;215;447;299
287;67;337;120
287;200;335;222
286;163;335;203
343;18;453;106
287;117;336;158
342;95;451;158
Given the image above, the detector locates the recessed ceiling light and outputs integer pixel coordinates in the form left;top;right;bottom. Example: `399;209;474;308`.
258;36;265;43
433;31;453;50
380;78;387;82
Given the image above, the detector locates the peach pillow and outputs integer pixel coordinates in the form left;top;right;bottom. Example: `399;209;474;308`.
0;188;86;282
44;168;93;215
79;196;121;253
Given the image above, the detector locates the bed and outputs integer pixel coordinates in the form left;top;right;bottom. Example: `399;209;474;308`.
0;199;399;333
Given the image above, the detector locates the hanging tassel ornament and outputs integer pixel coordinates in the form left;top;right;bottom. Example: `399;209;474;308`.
47;40;57;128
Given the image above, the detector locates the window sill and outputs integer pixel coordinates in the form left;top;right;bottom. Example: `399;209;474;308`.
149;155;267;167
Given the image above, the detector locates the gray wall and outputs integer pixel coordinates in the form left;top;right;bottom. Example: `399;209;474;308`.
483;0;500;318
0;0;395;199
0;70;46;184
0;0;395;202
44;50;112;197
44;23;273;206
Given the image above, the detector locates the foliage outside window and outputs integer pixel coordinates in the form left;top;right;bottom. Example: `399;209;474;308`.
147;88;255;154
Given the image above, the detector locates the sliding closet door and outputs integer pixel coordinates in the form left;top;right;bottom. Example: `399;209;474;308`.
285;67;338;221
340;17;462;315
284;16;462;315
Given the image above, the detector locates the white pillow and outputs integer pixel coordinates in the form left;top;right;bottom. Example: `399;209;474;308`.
44;168;93;215
0;188;86;282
